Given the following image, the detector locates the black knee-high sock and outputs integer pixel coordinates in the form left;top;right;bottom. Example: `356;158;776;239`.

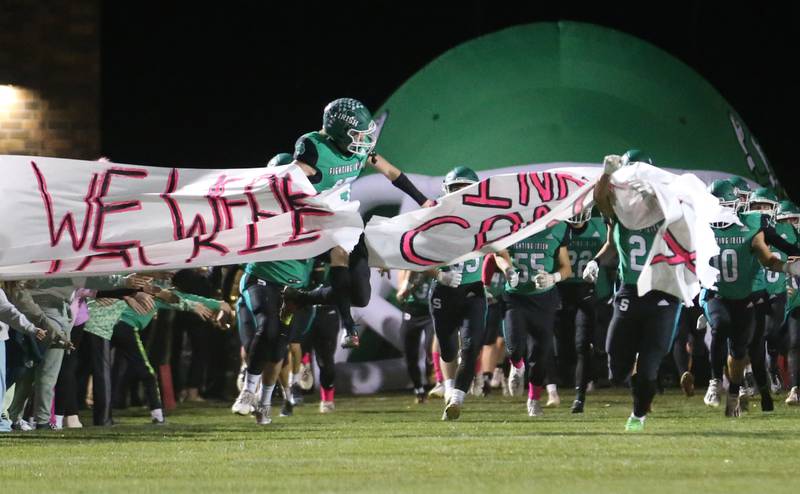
631;374;656;418
330;266;355;331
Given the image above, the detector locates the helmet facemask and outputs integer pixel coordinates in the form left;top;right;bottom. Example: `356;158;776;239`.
746;199;777;220
565;207;593;225
442;179;476;195
712;199;739;229
346;120;377;157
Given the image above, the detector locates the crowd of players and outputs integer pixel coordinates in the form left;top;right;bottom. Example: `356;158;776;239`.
2;98;799;433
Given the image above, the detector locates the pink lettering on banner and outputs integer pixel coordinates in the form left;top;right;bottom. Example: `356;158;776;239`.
400;216;471;266
517;173;530;206
555;172;586;199
31;161;99;251
530;173;554;202
462;178;512;209
90;167;148;253
473;213;524;250
533;205;551;220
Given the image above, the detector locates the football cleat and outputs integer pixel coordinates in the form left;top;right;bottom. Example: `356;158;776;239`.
319;400;335;414
742;371;758;397
428;382;445;399
624;416;645;432
490;368;504;389
571;399;585;414
680;371;695;397
280;398;294;417
290;383;304;406
725;392;741;417
231;389;257;416
527;399;543;417
785;386;800;405
546;388;560;408
507;365;525;397
298;362;314;391
704;379;721;407
760;392;774;412
254;405;272;425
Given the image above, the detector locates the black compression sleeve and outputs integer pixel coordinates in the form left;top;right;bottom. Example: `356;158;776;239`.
764;225;800;256
392;173;428;206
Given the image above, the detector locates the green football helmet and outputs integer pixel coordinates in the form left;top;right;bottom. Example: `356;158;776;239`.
620;149;654;167
726;176;752;210
776;200;800;231
708;179;739;228
442;166;479;194
745;187;779;218
322;98;376;157
267;152;293;168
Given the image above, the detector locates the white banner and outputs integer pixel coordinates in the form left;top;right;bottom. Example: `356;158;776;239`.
365;170;599;270
0;156;363;279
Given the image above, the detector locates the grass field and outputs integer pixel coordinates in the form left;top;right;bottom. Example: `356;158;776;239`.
2;389;799;493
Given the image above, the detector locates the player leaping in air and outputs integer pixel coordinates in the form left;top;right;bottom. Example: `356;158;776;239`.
283;98;433;348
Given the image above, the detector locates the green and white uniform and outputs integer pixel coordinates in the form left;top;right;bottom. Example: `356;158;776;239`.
505;223;569;295
294;131;367;201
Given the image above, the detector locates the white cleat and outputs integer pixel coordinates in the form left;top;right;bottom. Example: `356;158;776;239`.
254;404;272;425
490;368;504;389
704;379;721;408
527;398;543;417
442;389;464;421
428;382;445;399
785;386;800;406
319;400;335;414
231;389;257;416
546;388;560;408
508;365;525;397
470;375;483;396
299;362;314;391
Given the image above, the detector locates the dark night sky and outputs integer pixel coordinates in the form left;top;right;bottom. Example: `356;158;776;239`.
101;2;796;194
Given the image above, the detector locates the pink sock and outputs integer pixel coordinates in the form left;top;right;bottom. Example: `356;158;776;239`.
301;353;312;365
474;359;481;373
510;358;524;369
433;352;443;382
528;383;542;401
320;387;335;402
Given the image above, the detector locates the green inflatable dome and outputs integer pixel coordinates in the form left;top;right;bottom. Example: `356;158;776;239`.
375;22;782;193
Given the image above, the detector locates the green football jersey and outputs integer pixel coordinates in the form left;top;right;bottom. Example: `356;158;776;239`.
614;221;663;286
294;131;366;201
441;257;483;287
564;218;607;284
787;276;800;316
765;222;797;295
403;272;432;307
245;260;313;288
505;223;569;295
710;213;763;300
485;270;506;301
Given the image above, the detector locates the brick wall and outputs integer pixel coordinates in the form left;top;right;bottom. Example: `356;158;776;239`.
0;0;100;159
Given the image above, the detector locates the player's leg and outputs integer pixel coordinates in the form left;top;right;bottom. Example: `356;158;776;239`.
428;336;445;398
703;295;729;408
606;287;643;429
631;292;681;426
724;298;756;417
572;296;595;413
747;298;773;411
403;312;428;402
446;286;487;419
477;302;502;397
525;290;558;417
672;311;693;396
785;309;800;404
312;306;340;413
430;284;462;419
502;293;527;396
765;293;787;393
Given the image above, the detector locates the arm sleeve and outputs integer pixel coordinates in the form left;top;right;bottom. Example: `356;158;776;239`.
391;173;428;206
763;223;800;256
294;136;321;185
0;289;37;334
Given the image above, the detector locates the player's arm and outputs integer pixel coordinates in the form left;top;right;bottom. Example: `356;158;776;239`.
395;269;412;301
582;222;616;282
367;153;433;207
753;231;800;275
555;245;573;280
493;250;520;287
762;220;800;256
